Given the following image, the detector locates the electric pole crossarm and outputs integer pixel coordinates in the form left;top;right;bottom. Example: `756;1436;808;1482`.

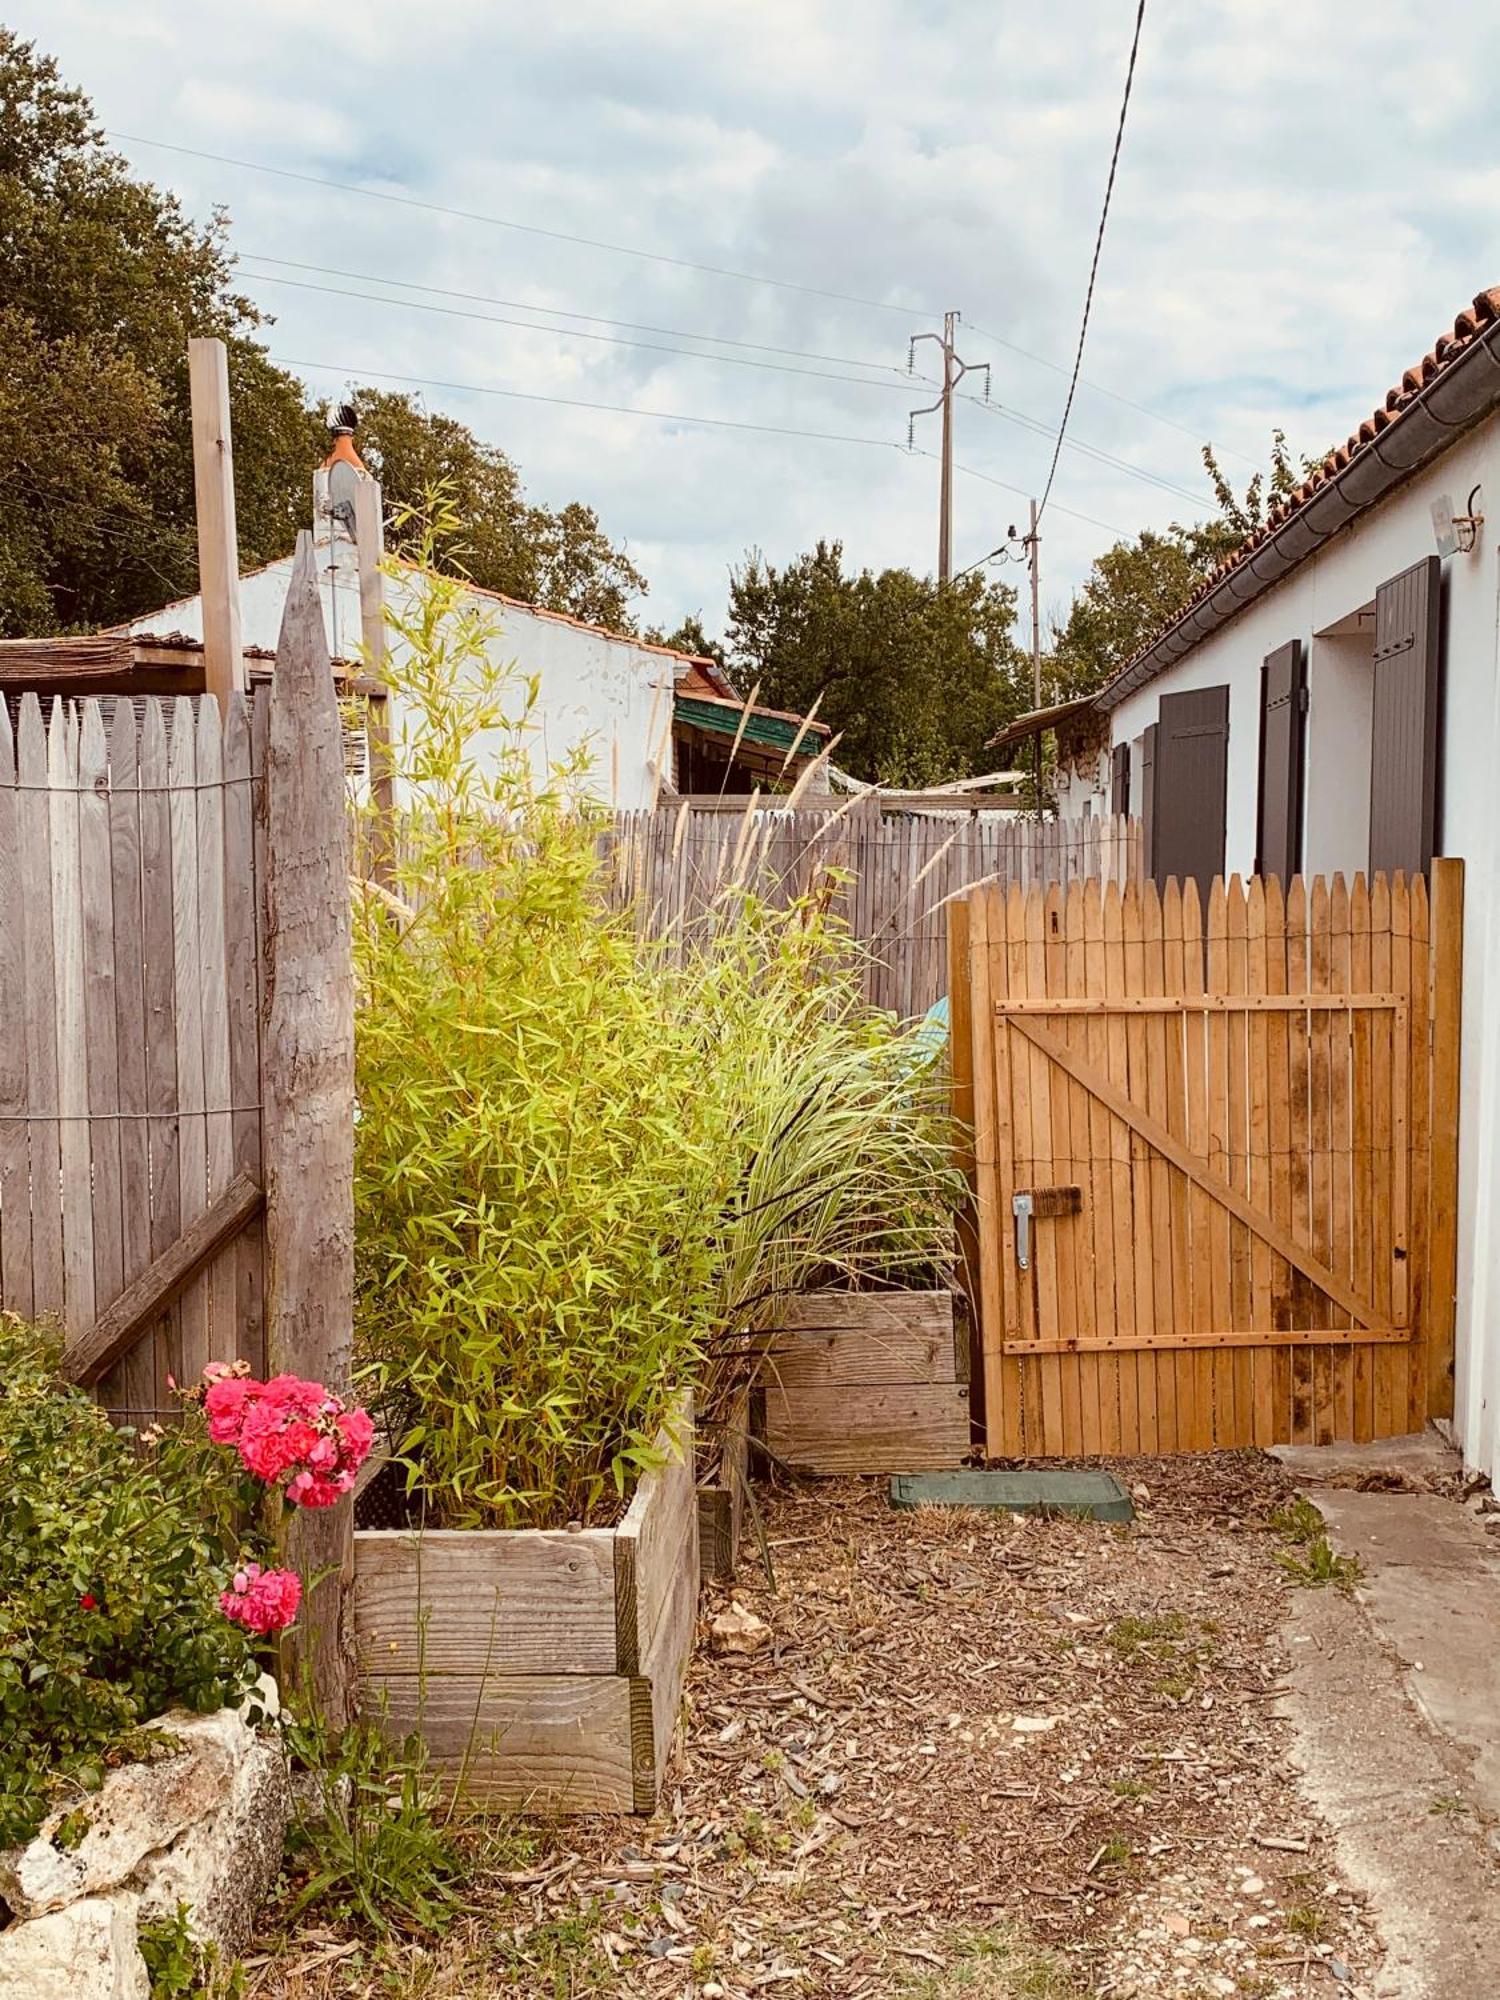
906;309;991;584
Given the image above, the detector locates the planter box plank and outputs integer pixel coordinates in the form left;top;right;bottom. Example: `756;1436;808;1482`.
768;1292;959;1389
353;1527;617;1676
764;1381;969;1475
698;1383;752;1584
353;1395;697;1814
615;1416;696;1673
367;1671;637;1814
639;1508;699;1801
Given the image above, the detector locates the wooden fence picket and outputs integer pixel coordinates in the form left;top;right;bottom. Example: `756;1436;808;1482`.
604;807;1141;1017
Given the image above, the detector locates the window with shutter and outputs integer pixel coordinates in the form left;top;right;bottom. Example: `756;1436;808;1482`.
1254;640;1306;884
1110;741;1131;817
1368;556;1442;876
1152;685;1229;897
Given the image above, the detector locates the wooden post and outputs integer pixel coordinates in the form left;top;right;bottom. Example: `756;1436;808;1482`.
352;476;395;882
1427;857;1463;1420
187;338;245;711
264;532;356;1726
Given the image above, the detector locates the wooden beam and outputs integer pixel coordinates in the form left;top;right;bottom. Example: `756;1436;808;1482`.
996;993;1403;1015
265;531;356;1728
64;1173;263;1387
1427;857;1464;1418
187;337;245;710
1004;1014;1390;1332
352;476;396;883
0;637;135;683
1003;1326;1406;1355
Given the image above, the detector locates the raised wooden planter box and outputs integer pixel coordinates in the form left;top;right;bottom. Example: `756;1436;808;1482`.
761;1291;970;1475
352;1398;698;1814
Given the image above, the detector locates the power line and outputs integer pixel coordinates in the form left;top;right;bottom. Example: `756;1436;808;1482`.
241;261;1203;508
939;456;1129;537
240;254;916;375
963;316;1262;471
108;130;933;322
241;269;933;398
272;353;1130;536
960;391;1211;510
1036;0;1148;528
273;354;920;449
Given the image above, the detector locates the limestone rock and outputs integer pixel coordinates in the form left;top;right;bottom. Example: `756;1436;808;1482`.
0;1891;148;2000
136;1736;291;1954
710;1601;771;1656
0;1722;239;1918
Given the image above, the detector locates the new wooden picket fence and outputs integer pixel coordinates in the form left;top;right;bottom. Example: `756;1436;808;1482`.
0;688;268;1418
950;866;1463;1456
604;804;1140;1018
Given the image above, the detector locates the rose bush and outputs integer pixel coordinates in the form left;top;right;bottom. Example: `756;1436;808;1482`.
0;1318;258;1848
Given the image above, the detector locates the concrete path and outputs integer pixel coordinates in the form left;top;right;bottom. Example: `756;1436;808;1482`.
1276;1459;1500;1999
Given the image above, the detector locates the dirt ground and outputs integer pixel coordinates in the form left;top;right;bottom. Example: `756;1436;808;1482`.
253;1453;1385;2000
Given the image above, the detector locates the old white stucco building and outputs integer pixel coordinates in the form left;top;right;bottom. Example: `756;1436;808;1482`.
1046;284;1500;1477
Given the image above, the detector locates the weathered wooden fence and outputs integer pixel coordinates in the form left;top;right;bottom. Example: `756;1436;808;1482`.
604;804;1140;1017
0;687;267;1417
950;865;1463;1456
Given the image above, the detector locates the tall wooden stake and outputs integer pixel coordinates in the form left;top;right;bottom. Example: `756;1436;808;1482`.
352;477;396;884
265;532;356;1727
187;338;245;711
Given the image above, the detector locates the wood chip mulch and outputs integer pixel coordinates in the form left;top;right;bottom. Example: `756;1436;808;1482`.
255;1451;1383;1999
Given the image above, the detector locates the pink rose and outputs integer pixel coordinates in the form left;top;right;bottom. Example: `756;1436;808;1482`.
204;1376;260;1445
219;1562;302;1635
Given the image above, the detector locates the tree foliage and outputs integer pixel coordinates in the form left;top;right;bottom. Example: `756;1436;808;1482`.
725;540;1030;785
0;31;649;636
0;29;321;633
344;391;648;631
1048;432;1326;700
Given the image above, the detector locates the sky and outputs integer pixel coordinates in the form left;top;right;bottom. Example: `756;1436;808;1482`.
19;0;1500;644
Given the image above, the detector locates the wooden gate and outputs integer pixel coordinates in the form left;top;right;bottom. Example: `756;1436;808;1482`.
949;865;1462;1455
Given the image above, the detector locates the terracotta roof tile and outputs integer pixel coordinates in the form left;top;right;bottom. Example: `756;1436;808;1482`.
1104;286;1500;699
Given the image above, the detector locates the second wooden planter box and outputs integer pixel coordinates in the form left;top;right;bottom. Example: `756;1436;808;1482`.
760;1290;971;1474
352;1398;697;1814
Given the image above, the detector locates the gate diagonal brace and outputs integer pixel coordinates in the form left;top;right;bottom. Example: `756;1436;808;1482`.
1001;1013;1395;1335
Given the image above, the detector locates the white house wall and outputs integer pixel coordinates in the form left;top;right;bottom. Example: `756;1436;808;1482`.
1088;423;1500;1474
130;555;674;811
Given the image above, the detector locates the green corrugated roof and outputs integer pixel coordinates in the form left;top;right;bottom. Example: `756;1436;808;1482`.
673;694;810;753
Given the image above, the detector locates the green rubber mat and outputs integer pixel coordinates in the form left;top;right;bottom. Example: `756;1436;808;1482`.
888;1468;1134;1521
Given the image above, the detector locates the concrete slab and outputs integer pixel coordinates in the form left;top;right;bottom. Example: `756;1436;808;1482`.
1280;1587;1500;2000
1310;1489;1500;1814
1270;1430;1462;1488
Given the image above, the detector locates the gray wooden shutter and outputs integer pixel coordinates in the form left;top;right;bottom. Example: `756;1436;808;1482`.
1140;725;1157;879
1369;556;1442;877
1110;741;1131;817
1254;640;1306;884
1153;685;1229;897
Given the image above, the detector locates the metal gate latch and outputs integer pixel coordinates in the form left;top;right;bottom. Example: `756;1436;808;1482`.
1013;1193;1034;1270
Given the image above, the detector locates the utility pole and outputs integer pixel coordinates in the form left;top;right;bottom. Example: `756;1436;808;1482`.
908;312;990;584
1027;499;1041;708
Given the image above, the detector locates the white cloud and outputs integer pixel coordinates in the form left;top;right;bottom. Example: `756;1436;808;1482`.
16;0;1500;637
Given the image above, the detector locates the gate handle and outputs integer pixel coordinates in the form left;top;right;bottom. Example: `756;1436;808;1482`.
1011;1185;1083;1271
1013;1193;1034;1270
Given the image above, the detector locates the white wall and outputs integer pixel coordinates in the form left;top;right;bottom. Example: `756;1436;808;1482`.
128;546;675;811
1303;632;1375;880
1092;423;1500;1474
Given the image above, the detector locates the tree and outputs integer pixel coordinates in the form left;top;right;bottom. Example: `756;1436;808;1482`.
1048;432;1326;699
726;541;1031;785
344;392;648;631
642;613;729;671
0;30;322;632
0;32;651;637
